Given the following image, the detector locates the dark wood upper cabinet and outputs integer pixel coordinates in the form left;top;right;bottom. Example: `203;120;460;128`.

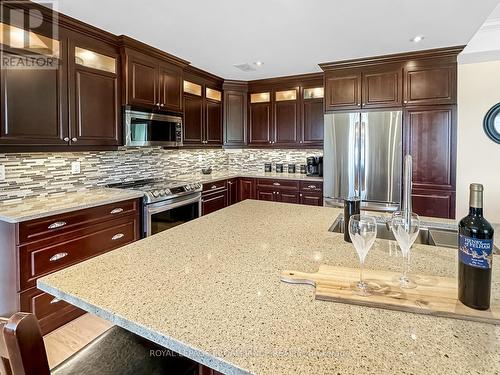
183;94;204;144
302;85;324;146
403;62;456;106
404;106;456;191
68;32;120;146
182;68;223;147
249;101;272;145
324;71;361;111
205;99;222;144
127;54;158;107
362;67;402;108
274;98;298;145
223;81;248;147
159;63;183;112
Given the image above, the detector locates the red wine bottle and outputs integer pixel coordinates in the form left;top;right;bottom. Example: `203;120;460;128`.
458;184;494;310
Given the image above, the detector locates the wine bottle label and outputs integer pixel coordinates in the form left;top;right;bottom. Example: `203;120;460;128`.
459;235;493;269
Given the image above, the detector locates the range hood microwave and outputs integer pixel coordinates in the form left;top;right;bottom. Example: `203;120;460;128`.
124;107;183;147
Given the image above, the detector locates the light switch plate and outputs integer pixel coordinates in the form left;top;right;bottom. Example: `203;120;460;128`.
0;165;5;181
71;161;81;174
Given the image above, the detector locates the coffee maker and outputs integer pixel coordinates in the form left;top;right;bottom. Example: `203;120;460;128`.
306;156;323;177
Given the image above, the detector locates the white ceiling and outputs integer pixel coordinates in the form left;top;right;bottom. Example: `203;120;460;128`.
54;0;500;80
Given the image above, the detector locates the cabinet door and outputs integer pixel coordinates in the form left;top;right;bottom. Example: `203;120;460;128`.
227;179;239;206
403;63;456;106
274;100;298;145
324;71;361;111
277;191;300;204
0;49;68;146
127;52;158;107
300;192;323;206
183;94;204;144
205;99;222;145
249;102;272;145
302;99;324;145
404;107;455;191
412;189;455;219
201;191;227;216
69;39;120;146
362;68;402;108
159;63;182;112
224;91;247;146
239;179;255;201
256;188;275;202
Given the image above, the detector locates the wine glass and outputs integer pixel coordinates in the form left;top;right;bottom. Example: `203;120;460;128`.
390;211;420;289
348;214;377;296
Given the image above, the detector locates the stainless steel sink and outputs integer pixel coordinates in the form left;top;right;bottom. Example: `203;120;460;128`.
328;213;459;248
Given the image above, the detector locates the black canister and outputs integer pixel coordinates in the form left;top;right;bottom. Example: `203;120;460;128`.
264;163;272;172
276;163;284;173
344;197;361;242
288;164;296;173
300;164;307;174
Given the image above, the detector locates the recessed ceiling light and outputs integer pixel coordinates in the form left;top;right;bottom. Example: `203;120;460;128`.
410;35;424;43
254;61;264;66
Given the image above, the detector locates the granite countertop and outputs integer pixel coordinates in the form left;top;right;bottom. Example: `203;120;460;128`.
0;188;144;223
38;201;499;375
174;171;323;184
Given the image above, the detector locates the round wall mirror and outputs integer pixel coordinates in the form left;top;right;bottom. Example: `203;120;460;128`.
484;103;500;144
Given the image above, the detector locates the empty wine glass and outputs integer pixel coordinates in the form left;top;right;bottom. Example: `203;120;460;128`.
390;211;420;289
348;214;377;296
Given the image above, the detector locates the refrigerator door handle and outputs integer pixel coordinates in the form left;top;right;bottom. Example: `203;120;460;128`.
360;117;367;199
354;120;360;197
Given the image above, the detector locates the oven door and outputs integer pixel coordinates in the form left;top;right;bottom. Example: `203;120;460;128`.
144;194;201;237
125;109;182;147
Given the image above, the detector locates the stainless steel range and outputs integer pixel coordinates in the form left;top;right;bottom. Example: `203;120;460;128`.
107;179;202;237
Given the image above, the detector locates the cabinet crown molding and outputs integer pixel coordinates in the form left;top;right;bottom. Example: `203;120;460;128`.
319;46;465;71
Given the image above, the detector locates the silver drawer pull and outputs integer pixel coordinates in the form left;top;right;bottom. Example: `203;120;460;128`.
50;298;61;304
110;208;124;214
308;185;317;189
48;221;66;229
49;252;68;262
211;185;218;189
112;233;124;241
273;182;281;186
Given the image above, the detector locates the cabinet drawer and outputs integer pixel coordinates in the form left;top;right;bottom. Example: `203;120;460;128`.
201;191;227;216
19;288;84;335
202;180;227;193
19;216;138;291
257;179;299;191
299;181;323;192
18;199;139;244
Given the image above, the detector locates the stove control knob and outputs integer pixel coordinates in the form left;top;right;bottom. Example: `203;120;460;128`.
159;189;165;196
164;189;171;195
186;185;192;191
196;183;201;190
152;190;159;197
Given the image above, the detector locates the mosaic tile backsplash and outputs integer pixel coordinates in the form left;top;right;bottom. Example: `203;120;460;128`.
0;147;322;201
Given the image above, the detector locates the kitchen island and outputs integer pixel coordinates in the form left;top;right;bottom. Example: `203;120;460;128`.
38;200;500;374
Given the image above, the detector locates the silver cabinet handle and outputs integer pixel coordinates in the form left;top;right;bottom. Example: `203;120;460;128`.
160;104;165;107
211;185;217;189
63;137;70;142
273;182;281;186
269;141;272;144
48;221;66;229
300;193;303;197
110;208;123;214
71;137;77;142
155;102;160;106
50;298;61;304
112;233;124;241
357;103;361;106
50;252;68;262
308;185;317;189
404;100;408;104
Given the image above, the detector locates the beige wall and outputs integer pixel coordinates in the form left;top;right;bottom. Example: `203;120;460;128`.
457;60;500;222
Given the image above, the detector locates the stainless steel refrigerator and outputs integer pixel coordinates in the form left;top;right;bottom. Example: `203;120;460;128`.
323;111;402;212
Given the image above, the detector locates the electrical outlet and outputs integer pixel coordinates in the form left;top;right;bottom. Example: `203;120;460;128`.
0;165;5;181
71;161;81;174
249;154;255;161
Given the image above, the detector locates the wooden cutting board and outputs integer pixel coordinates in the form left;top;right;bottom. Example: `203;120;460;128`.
280;265;500;325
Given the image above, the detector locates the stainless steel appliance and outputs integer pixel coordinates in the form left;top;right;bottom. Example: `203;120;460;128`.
323;111;402;212
124;107;182;147
107;179;202;237
306;156;323;177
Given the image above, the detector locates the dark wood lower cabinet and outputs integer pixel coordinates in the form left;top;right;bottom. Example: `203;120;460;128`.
256;188;275;202
412;189;455;219
227;179;239;205
278;191;300;204
198;365;224;375
201;191;227;216
300;192;323;206
239;178;256;201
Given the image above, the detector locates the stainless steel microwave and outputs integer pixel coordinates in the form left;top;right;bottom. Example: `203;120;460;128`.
124;108;183;147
